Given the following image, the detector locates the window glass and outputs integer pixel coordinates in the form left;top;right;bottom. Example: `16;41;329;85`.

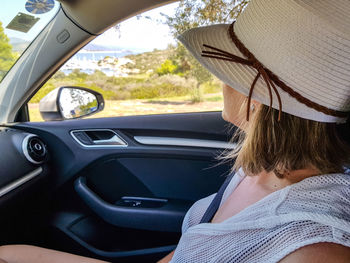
0;0;59;82
28;2;223;122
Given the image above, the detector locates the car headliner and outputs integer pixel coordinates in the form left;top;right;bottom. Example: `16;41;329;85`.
59;0;178;35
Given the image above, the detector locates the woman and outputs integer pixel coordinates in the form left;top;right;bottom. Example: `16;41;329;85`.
162;0;350;261
1;0;350;262
159;89;350;263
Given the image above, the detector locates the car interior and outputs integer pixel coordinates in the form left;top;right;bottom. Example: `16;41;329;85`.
0;1;237;262
1;1;349;263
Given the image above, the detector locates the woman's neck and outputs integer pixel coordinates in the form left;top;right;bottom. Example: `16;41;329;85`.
247;168;320;192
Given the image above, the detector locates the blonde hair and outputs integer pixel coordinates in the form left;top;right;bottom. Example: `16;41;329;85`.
224;104;350;178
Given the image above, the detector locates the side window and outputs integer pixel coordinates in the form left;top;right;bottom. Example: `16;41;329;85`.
28;3;223;122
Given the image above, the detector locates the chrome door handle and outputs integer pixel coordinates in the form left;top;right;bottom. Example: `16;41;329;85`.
92;135;126;145
71;129;127;147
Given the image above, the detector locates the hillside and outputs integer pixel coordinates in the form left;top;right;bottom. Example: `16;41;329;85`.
29;44;222;106
123;48;175;73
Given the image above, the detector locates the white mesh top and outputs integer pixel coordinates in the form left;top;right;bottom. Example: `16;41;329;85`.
170;170;350;262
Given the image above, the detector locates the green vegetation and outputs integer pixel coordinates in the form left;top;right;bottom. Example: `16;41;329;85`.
0;22;17;82
30;0;251;105
30;66;222;104
78;100;98;116
164;0;249;36
156;59;178;76
124;48;175;74
30;42;224;104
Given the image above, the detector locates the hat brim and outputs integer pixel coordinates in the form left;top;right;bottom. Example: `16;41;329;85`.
178;24;346;123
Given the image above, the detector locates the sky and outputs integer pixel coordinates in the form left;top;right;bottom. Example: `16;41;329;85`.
90;2;179;51
2;0;179;52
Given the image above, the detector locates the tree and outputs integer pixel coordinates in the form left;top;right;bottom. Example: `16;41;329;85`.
0;22;16;81
164;0;250;37
170;44;212;87
164;0;250;102
68;69;88;82
156;59;178;76
52;70;66;79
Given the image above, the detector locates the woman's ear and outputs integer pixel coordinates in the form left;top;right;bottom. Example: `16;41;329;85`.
251;100;261;108
250;100;261;114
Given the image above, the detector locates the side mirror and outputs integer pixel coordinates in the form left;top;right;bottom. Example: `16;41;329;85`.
39;86;104;121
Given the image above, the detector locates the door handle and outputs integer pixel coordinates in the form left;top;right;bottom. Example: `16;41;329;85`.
71;129;127;147
74;177;191;232
91;135;125;145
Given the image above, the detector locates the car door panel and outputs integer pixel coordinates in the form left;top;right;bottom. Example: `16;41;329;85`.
12;111;234;262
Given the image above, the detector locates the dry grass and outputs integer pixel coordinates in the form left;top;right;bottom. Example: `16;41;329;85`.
29;94;223;122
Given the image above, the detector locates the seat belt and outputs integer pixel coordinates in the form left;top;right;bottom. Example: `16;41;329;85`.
200;171;235;223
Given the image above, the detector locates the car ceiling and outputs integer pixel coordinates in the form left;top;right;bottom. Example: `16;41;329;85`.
58;0;179;35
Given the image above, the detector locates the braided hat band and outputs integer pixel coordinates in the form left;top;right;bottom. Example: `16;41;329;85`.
201;23;348;121
178;0;350;123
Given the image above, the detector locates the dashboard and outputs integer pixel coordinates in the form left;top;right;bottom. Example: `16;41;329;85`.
0;127;48;200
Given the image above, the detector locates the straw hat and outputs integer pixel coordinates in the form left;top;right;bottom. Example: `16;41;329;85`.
178;0;350;123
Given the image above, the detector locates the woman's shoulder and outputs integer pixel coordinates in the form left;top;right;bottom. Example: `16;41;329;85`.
273;173;350;224
181;193;216;233
281;173;350;211
279;242;350;263
174;173;350;263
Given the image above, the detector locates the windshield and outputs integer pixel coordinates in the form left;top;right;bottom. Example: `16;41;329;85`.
0;0;59;82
